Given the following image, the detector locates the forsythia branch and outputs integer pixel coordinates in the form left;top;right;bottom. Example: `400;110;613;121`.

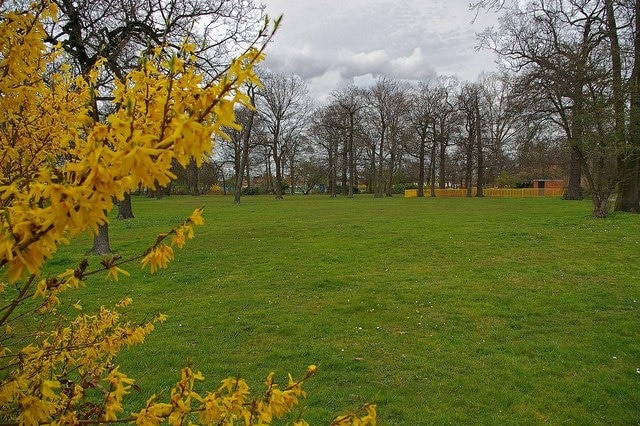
0;3;376;425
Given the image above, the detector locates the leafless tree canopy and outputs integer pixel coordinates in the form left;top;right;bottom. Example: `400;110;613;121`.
256;71;310;199
42;0;266;80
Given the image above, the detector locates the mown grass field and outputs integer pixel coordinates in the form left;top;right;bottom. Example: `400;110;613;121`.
51;194;639;424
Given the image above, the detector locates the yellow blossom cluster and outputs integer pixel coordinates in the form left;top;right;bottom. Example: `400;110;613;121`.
131;365;318;425
0;3;377;425
331;404;378;426
0;2;262;284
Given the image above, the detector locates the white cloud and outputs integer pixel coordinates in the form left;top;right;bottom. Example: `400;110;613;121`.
389;48;436;80
306;69;350;104
347;50;391;76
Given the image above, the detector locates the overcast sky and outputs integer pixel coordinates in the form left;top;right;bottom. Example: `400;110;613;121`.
262;0;501;102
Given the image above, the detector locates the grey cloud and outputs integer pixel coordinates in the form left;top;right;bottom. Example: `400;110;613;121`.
267;47;436;82
263;0;499;99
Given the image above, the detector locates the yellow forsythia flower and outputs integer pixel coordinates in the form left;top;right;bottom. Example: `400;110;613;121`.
140;244;174;273
188;208;205;226
105;265;131;281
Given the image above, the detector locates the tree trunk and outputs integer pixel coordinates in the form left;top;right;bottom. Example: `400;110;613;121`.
592;190;612;218
565;147;583;200
367;147;376;195
465;134;474;197
273;152;283;199
614;0;640;212
289;155;296;195
430;140;437;197
221;168;227;196
87;222;112;255
615;155;640;212
375;129;385;198
265;150;273;193
474;95;485;197
187;159;199;195
328;141;337;197
348;119;355;198
417;140;426;197
438;135;447;189
386;148;395;197
118;191;134;219
235;87;256;204
341;140;348;196
465;160;473;197
245;156;252;192
234;157;243;204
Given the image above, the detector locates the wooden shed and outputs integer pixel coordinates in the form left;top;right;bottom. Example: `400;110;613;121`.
532;180;564;196
533;180;564;189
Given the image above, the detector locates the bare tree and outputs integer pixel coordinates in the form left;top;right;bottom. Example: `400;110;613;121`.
282;127;308;195
432;77;460;189
39;0;268;252
479;0;622;216
457;83;481;197
605;0;640;213
478;72;523;187
407;82;437;197
309;106;341;197
257;71;309;199
333;86;367;198
297;158;328;194
46;0;266;81
220;85;259;204
366;78;410;197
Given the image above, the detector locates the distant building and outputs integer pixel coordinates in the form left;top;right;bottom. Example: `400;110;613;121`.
532;180;564;189
532;180;564;196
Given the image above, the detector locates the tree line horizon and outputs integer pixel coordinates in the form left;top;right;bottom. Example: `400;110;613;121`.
188;0;638;221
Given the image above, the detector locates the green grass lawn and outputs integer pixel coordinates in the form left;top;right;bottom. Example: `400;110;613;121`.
51;194;639;424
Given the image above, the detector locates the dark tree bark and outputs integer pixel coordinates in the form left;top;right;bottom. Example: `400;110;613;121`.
565;149;583;200
417;138;426;197
188;159;200;195
347;111;356;198
438;137;447;189
245;162;252;193
234;91;256;204
272;132;284;200
118;191;134;219
87;221;112;255
375;125;385;198
386;147;396;197
613;0;640;212
430;122;438;197
474;91;485;197
329;138;338;197
566;76;587;202
341;140;348;196
465;135;474;198
408;82;433;198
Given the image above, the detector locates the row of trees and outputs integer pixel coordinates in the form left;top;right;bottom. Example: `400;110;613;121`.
210;0;640;218
216;72;567;201
477;0;640;217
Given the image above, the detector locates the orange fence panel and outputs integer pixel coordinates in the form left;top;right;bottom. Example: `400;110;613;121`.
404;188;564;198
